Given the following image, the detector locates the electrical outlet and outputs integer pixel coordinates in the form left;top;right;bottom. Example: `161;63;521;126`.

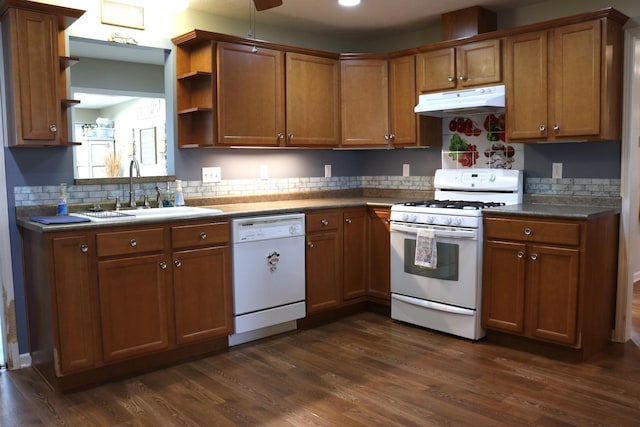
202;166;221;183
402;164;410;177
260;165;269;180
324;164;332;178
552;163;563;179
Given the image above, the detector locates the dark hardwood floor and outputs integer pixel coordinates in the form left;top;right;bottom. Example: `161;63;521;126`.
2;294;640;426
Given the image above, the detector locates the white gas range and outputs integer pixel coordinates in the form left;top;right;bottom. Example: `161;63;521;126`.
389;168;523;340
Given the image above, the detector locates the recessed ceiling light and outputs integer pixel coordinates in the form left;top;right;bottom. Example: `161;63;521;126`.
338;0;361;6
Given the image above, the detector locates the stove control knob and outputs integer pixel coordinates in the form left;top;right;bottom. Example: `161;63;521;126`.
409;214;418;222
445;217;453;225
402;213;409;222
454;218;463;226
489;173;496;182
427;216;435;224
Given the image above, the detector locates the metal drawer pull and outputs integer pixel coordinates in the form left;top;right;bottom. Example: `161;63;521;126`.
129;239;137;247
174;260;182;268
307;242;314;248
517;251;524;258
530;253;538;261
199;232;207;240
80;244;89;253
159;262;167;270
321;219;329;225
524;228;532;236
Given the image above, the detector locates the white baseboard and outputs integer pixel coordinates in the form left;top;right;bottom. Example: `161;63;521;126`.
19;352;31;368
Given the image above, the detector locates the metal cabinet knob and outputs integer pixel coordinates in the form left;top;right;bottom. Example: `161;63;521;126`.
174;260;182;268
447;76;455;82
458;75;466;81
539;125;546;132
287;133;294;142
49;124;57;133
129;239;137;247
307;242;314;248
384;218;391;224
345;218;352;224
159;262;167;270
553;124;560;131
517;251;525;259
530;253;538;261
321;219;329;225
384;134;391;141
524;228;532;236
80;244;89;253
199;232;207;240
277;132;284;140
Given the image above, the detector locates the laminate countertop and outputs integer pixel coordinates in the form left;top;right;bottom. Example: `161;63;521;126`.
483;203;620;219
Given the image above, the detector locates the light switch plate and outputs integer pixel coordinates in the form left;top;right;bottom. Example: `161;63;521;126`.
260;165;269;180
324;164;332;178
552;163;563;179
402;164;410;177
202;166;221;183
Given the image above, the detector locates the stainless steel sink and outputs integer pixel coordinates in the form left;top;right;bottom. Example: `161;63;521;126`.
71;206;222;222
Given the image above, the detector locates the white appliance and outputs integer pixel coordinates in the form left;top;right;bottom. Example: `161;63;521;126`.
390;168;523;340
414;85;505;117
229;213;306;346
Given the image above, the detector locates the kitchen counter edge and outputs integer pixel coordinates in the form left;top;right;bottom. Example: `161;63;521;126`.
483;203;620;219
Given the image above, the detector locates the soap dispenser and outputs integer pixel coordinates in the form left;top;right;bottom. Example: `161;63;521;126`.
174;180;185;206
163;182;174;207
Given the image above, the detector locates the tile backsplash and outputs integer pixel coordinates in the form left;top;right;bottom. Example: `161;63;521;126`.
13;175;619;207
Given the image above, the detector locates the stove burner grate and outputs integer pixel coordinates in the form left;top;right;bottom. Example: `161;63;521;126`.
401;200;506;210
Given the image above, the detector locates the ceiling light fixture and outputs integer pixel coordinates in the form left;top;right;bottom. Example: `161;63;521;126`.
338;0;361;7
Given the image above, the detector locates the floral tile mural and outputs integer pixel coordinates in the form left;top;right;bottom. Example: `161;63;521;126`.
441;113;524;170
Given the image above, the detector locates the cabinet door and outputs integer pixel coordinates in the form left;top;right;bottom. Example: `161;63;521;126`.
51;236;98;374
340;59;389;146
550;20;601;138
367;208;390;302
343;208;368;300
285;53;340;147
457;39;502;88
9;9;60;145
305;231;341;313
416;48;456;93
98;254;171;362
217;42;285;146
389;55;417;146
482;240;527;334
506;31;548;141
526;244;580;345
173;246;233;344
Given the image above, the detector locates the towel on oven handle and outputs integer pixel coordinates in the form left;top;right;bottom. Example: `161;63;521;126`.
415;228;437;269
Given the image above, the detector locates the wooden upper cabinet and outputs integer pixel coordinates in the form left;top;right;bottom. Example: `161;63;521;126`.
506;16;624;142
417;39;502;94
505;31;548;140
217;42;285;146
550;20;602;139
389;55;417;146
341;59;390;146
285;53;340;147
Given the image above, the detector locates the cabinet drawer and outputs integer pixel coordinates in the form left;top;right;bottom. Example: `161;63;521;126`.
96;228;165;257
306;210;340;232
172;221;229;249
484;217;581;246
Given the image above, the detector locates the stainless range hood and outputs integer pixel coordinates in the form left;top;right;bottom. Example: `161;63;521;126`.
415;84;505;117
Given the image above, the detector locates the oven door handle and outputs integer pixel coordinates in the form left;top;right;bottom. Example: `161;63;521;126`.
389;223;477;239
392;294;475;316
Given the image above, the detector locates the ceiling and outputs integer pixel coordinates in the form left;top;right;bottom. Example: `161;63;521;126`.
186;0;544;37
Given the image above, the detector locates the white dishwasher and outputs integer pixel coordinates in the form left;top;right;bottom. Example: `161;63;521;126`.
229;213;306;346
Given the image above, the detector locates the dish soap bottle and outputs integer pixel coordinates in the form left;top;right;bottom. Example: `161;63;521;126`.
174;180;185;207
57;183;68;215
162;182;174;207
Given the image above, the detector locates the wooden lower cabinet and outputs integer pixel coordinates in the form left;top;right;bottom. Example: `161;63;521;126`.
342;207;368;300
482;212;619;359
367;207;391;303
20;218;232;391
305;210;342;314
98;254;171;362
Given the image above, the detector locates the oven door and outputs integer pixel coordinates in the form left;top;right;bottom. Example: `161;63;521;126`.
389;221;481;309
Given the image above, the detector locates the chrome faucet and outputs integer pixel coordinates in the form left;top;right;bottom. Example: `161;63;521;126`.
129;158;140;207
